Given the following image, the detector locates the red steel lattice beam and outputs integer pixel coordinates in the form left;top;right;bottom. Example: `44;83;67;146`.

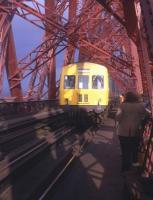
0;0;152;99
0;0;136;92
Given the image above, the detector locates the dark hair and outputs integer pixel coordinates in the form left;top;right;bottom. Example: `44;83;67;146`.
124;91;139;103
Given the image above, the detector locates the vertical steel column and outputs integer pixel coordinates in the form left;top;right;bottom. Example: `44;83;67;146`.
78;0;90;61
122;0;143;93
6;27;22;98
122;0;138;43
45;0;56;99
0;38;7;94
140;0;153;61
129;40;143;93
135;1;153;115
64;0;77;65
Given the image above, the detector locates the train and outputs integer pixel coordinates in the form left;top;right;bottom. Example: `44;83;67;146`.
59;62;109;117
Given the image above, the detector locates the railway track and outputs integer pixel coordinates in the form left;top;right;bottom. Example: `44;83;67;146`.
0;109;93;200
36;128;94;200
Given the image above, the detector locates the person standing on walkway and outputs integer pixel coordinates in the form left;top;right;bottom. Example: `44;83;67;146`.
115;91;149;172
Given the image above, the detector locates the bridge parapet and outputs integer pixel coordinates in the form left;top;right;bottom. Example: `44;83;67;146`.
0;100;59;118
141;118;153;178
125;118;153;199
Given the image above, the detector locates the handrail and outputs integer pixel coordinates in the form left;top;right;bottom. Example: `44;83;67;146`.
139;118;153;177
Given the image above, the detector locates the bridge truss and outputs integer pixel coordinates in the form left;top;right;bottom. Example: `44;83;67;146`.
0;0;153;110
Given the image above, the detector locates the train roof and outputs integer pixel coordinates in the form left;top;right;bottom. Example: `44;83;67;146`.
63;62;107;69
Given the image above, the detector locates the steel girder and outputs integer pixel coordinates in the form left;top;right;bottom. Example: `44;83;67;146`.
0;0;152;100
140;0;153;61
135;0;153;113
64;0;77;65
96;0;153;112
0;9;22;98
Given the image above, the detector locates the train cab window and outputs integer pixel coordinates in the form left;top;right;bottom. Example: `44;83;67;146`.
64;75;75;89
78;75;89;89
92;75;104;89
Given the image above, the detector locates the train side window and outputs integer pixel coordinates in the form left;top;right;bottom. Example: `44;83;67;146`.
78;75;89;89
92;75;104;89
64;75;75;89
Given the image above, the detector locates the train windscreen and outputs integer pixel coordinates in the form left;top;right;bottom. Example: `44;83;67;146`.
92;75;104;89
78;75;89;89
64;75;75;89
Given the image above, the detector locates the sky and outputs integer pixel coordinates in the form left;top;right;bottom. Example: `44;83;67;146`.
12;14;66;79
3;13;65;96
12;16;44;60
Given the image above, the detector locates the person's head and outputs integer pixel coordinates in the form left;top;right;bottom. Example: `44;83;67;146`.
124;91;139;103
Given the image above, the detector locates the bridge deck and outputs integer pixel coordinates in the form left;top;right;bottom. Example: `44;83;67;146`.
51;118;126;200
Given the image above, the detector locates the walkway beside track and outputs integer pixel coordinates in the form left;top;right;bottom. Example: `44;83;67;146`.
51;118;126;200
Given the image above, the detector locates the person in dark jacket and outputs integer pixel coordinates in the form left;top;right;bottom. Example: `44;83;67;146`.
116;91;149;171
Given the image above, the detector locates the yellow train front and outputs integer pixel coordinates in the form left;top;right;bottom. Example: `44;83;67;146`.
59;62;109;116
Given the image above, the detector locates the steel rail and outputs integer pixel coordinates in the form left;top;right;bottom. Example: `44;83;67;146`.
36;127;94;200
0;124;77;183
